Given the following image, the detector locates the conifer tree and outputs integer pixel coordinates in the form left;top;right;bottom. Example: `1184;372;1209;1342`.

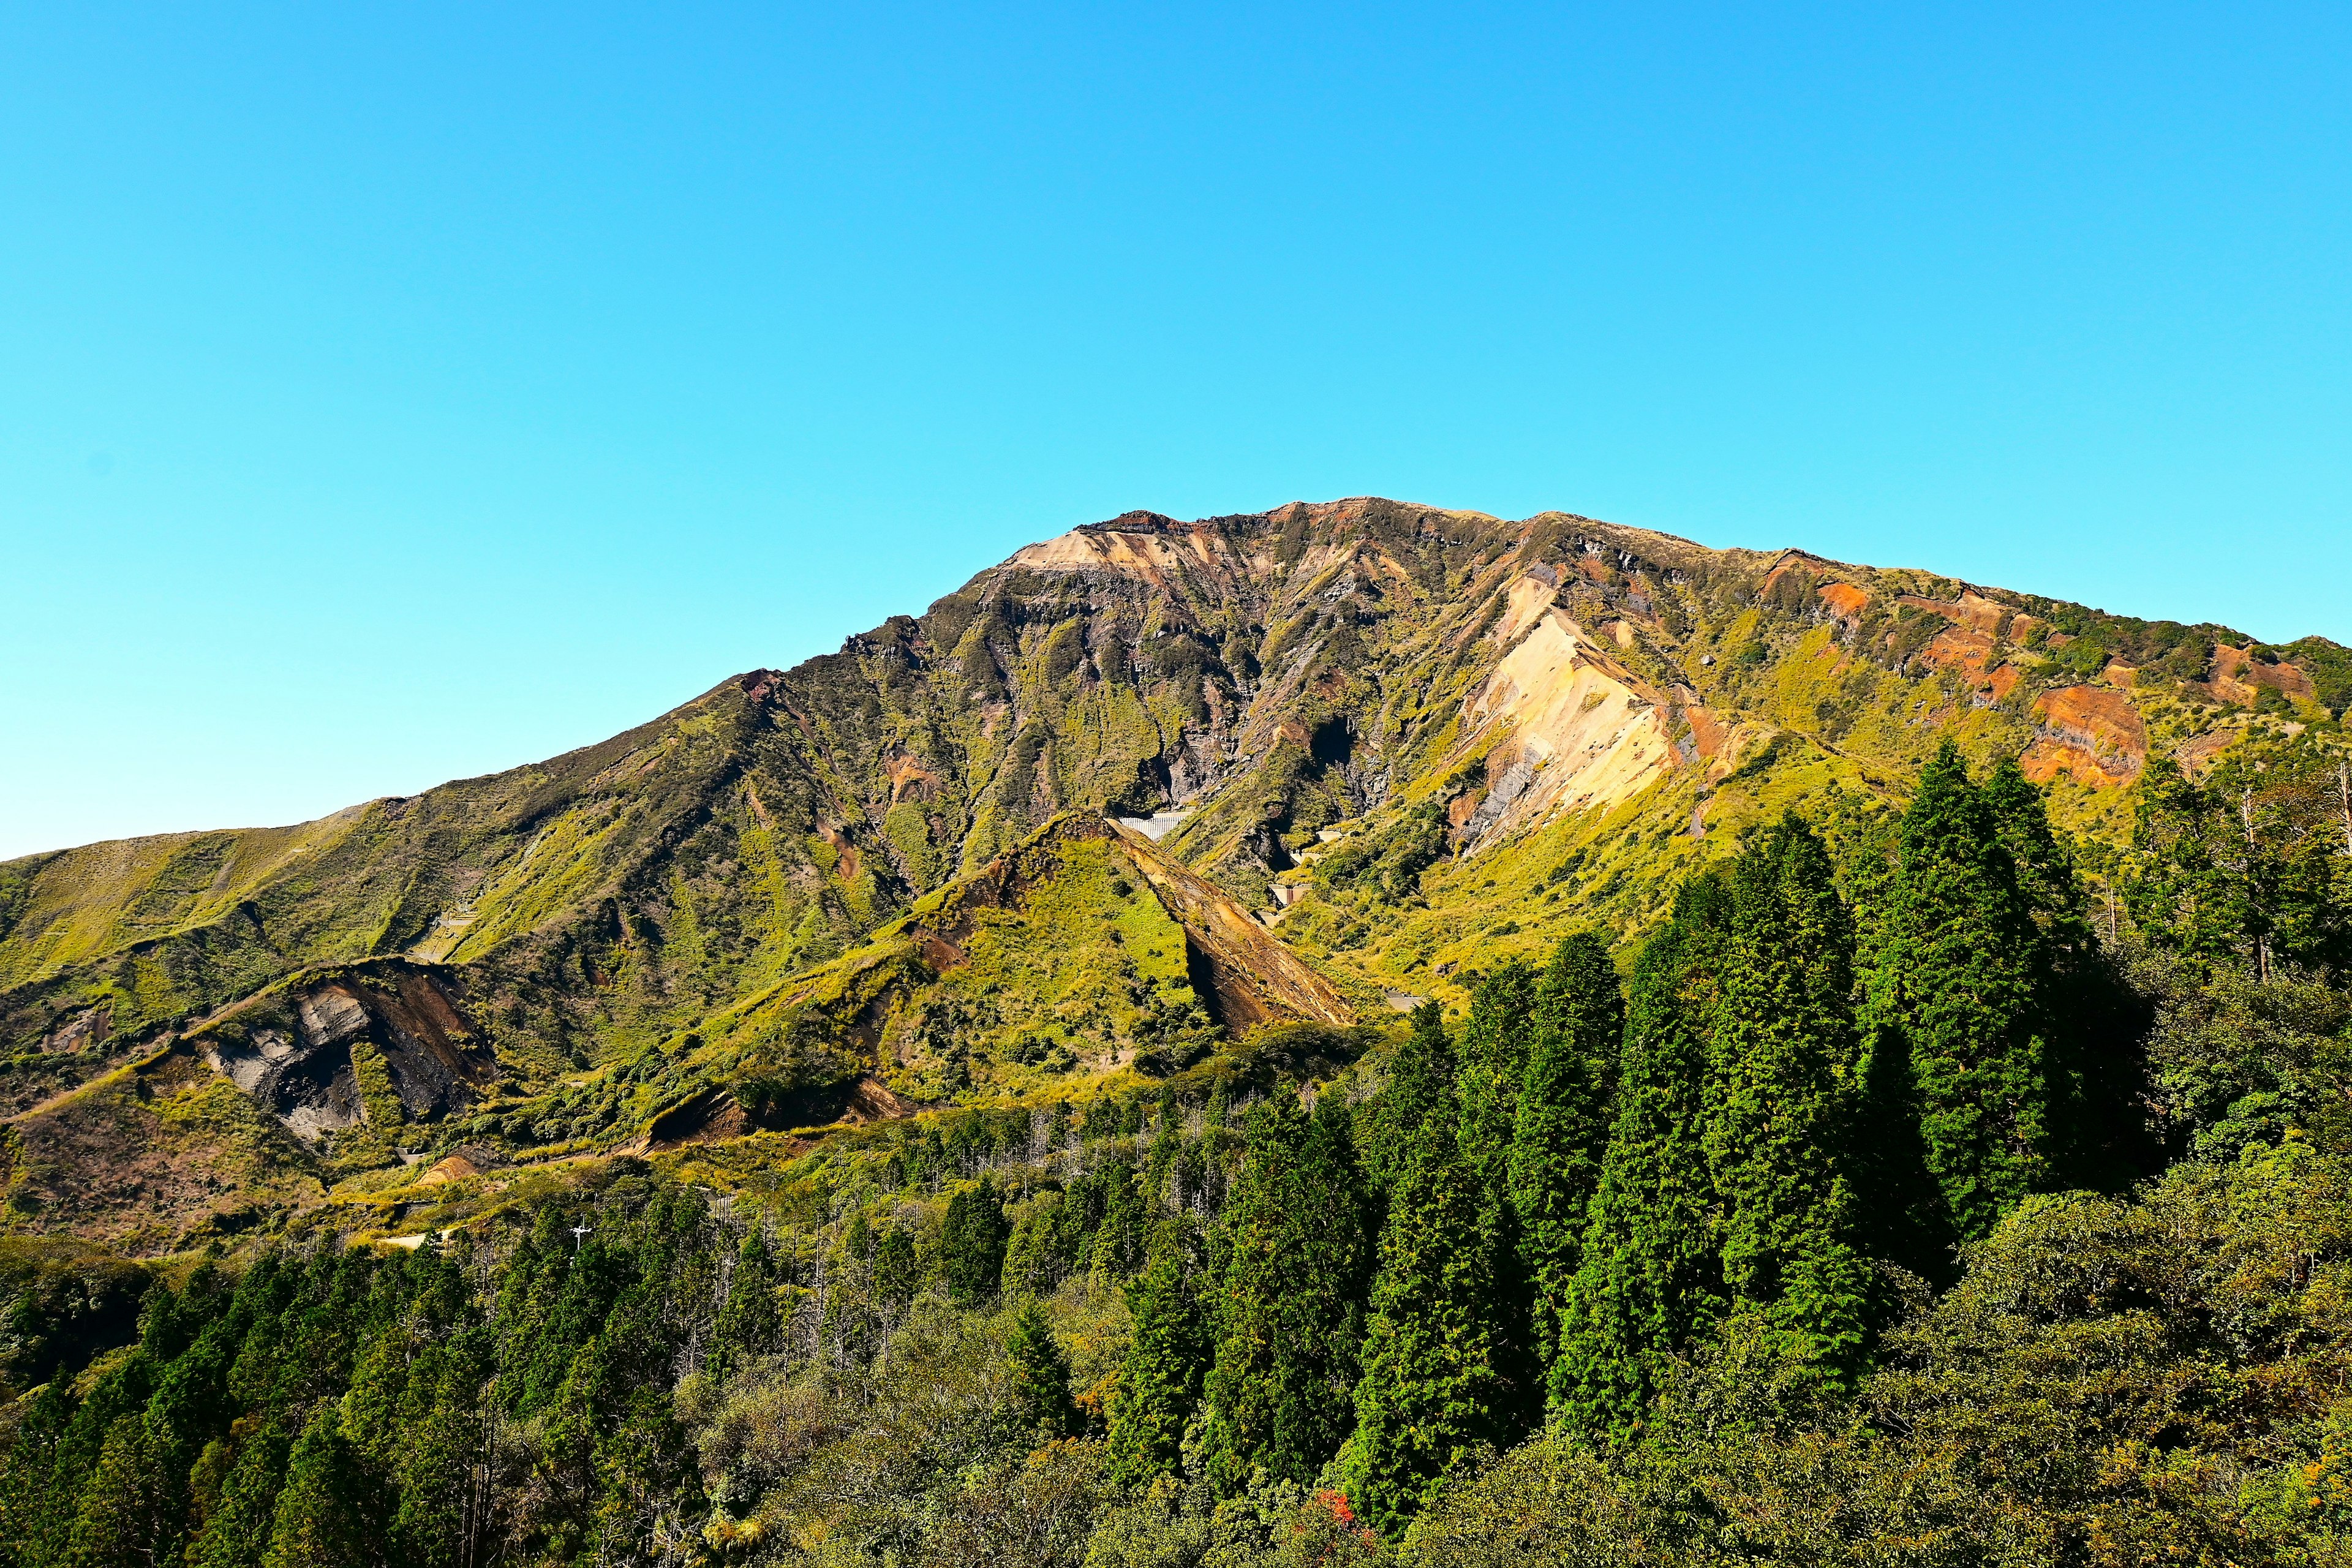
1091;1158;1150;1282
1705;814;1869;1382
1553;894;1726;1440
1201;1094;1373;1492
939;1180;1011;1306
872;1226;919;1318
1457;961;1544;1435
1364;1002;1452;1192
1343;1091;1504;1539
1458;960;1539;1192
1863;742;2052;1261
1981;755;2150;1188
0;1376;74;1568
1106;1221;1210;1489
1147;1085;1182;1197
1204;1090;1373;1495
711;1227;782;1378
261;1406;380;1568
62;1413;170;1568
186;1421;292;1568
1506;931;1624;1408
391;1335;491;1568
1004;1299;1079;1442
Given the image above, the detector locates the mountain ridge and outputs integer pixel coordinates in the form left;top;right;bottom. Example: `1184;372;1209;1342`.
2;495;2345;1251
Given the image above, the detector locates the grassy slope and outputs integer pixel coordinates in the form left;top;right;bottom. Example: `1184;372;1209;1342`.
2;497;2343;1250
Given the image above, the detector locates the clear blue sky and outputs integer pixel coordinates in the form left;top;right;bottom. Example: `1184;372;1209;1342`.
4;3;2348;859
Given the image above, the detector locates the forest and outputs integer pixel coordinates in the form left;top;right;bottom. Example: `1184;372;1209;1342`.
4;735;2351;1566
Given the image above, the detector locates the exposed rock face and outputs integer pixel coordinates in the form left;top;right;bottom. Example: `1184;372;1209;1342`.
1459;596;1679;844
2;495;2344;1246
196;965;495;1142
1110;820;1352;1030
2207;644;2319;707
2022;685;2150;786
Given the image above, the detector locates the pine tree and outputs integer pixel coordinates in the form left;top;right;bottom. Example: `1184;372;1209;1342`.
1863;742;2052;1262
1457;961;1539;1189
1364;1002;1452;1192
0;1376;74;1568
1453;962;1544;1437
1147;1085;1182;1197
62;1412;170;1568
1004;1299;1079;1442
1343;1092;1504;1539
1706;815;1870;1382
1506;930;1624;1413
872;1225;919;1317
711;1227;782;1378
1201;1094;1373;1493
1106;1221;1210;1489
261;1406;380;1568
1981;755;2150;1189
1553;894;1727;1441
939;1180;1011;1306
186;1421;292;1568
391;1335;490;1568
1090;1158;1150;1283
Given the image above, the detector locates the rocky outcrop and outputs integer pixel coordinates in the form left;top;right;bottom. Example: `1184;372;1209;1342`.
194;963;496;1142
1456;596;1678;846
2022;685;2149;786
1111;821;1352;1030
2206;645;2318;707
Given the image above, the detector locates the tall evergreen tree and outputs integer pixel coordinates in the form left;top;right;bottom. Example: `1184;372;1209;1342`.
1553;891;1727;1440
1457;961;1544;1436
710;1227;783;1378
186;1421;292;1568
872;1225;919;1317
1457;960;1540;1191
1506;931;1625;1414
1200;1094;1373;1493
0;1377;75;1568
391;1334;492;1568
62;1413;170;1568
1863;742;2052;1264
261;1406;380;1568
1981;756;2150;1188
1106;1221;1211;1490
1364;1003;1453;1192
1090;1158;1150;1283
939;1180;1011;1306
1343;1091;1505;1539
1004;1299;1079;1443
1706;815;1870;1383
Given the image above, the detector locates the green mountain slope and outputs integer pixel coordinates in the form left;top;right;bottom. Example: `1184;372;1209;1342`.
2;497;2342;1250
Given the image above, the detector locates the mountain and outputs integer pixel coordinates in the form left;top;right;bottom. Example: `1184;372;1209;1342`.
2;497;2343;1250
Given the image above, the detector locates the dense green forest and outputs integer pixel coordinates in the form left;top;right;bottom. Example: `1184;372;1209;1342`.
5;736;2351;1566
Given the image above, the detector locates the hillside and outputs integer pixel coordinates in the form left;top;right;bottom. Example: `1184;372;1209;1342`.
6;498;2352;1568
1;497;2345;1250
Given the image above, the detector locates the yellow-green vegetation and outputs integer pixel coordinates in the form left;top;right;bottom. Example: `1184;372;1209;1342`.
3;497;2345;1253
898;835;1209;1095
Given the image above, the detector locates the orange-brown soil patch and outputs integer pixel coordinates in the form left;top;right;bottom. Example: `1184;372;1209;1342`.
2027;685;2147;785
2208;646;2317;706
1921;626;1996;676
2021;741;2128;788
1817;582;1871;622
1685;704;1733;759
2176;729;2240;776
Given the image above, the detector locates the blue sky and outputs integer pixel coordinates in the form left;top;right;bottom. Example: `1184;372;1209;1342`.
3;2;2347;859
